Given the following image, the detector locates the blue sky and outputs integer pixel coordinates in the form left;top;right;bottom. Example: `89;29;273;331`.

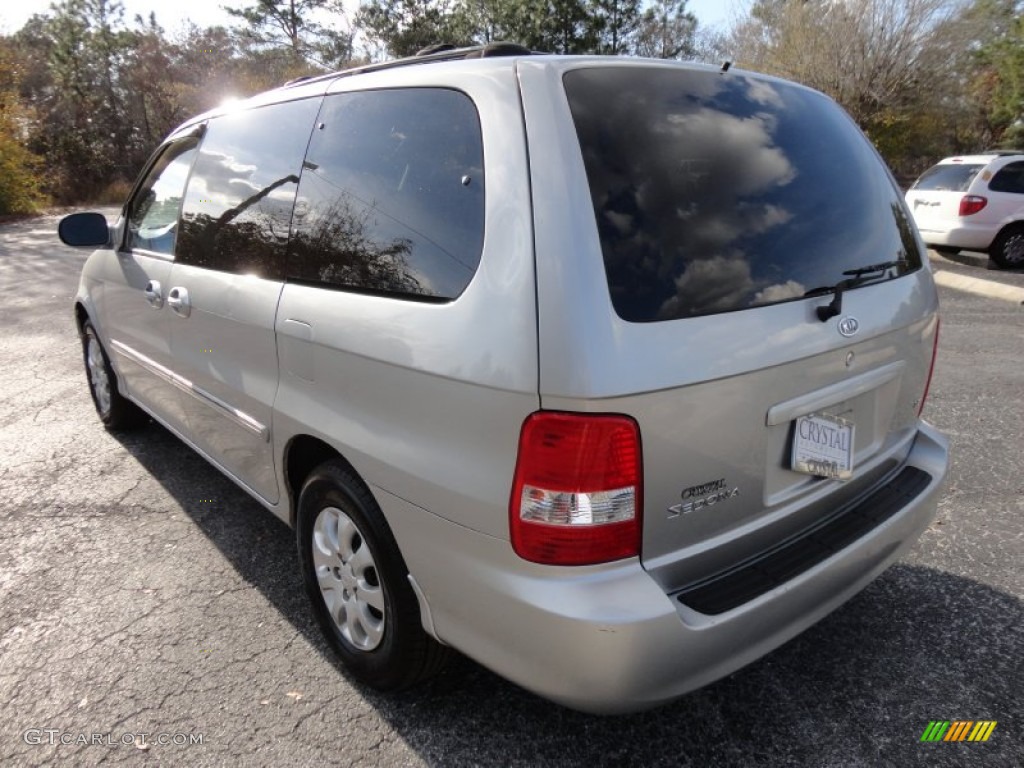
688;0;741;30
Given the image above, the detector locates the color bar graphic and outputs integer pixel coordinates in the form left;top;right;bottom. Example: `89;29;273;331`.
920;721;997;742
968;722;998;742
944;721;972;741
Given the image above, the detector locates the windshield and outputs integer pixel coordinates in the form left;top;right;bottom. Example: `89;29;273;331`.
912;164;984;192
563;66;923;322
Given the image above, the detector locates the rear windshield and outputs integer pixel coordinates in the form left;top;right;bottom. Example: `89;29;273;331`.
912;163;984;192
563;67;922;322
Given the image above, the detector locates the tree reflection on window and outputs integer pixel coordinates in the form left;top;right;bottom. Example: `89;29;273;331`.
289;191;421;296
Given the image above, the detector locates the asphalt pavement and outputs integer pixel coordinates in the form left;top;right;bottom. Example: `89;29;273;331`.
0;212;1020;767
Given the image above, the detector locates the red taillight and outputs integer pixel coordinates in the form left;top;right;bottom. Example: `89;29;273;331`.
510;412;642;565
918;318;940;417
959;195;987;216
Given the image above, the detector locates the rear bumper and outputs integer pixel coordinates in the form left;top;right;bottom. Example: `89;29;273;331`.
916;223;993;251
381;422;948;714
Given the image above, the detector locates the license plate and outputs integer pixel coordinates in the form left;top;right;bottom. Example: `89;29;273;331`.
791;413;855;480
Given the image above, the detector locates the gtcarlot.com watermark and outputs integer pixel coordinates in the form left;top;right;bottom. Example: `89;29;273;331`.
24;729;204;747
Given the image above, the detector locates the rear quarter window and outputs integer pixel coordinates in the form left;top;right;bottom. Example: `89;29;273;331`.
913;164;985;192
988;161;1024;193
563;67;922;322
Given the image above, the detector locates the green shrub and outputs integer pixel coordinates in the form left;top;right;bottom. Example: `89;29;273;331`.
96;178;133;204
0;127;43;215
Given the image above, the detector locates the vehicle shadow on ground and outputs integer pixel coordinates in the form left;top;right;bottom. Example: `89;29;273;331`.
937;248;1024;272
112;422;1021;768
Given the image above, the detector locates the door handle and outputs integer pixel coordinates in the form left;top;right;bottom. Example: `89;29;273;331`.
144;280;164;309
167;286;191;318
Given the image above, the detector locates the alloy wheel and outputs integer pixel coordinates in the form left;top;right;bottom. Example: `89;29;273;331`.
311;505;385;651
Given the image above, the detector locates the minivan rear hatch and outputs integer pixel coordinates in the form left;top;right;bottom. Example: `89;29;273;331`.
520;61;939;595
905;159;988;230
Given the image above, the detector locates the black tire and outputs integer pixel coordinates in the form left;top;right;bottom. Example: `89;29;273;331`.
932;246;960;256
81;321;148;430
296;460;449;690
989;225;1024;269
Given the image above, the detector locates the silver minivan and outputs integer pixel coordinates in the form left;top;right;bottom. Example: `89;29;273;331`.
61;46;948;714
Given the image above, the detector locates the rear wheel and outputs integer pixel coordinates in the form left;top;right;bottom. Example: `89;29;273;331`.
81;321;147;430
296;460;449;690
989;225;1024;269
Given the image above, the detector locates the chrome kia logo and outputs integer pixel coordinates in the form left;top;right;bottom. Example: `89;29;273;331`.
838;316;860;337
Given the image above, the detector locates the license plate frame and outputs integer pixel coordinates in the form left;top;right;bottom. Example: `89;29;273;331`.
791;412;855;480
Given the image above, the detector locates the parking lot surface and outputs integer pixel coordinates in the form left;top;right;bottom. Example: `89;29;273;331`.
1;214;1020;766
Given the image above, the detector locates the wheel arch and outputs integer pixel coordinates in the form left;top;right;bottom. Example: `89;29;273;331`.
993;219;1024;243
282;434;365;528
73;301;90;336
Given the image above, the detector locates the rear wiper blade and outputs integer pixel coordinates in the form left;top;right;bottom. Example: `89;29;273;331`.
842;259;909;279
807;259;909;322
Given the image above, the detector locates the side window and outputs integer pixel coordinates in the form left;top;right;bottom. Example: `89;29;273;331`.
176;98;321;278
287;88;485;300
988;161;1024;194
125;140;198;256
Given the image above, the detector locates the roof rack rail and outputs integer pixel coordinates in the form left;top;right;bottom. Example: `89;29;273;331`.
416;44;458;56
281;42;537;88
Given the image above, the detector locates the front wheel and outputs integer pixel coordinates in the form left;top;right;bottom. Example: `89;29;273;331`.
81;321;147;430
989;225;1024;269
296;461;449;690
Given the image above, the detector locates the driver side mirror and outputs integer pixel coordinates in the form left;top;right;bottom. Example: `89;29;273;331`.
58;212;111;247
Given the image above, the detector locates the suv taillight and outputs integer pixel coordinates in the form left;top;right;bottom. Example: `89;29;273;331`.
918;318;940;417
959;195;987;216
510;412;642;565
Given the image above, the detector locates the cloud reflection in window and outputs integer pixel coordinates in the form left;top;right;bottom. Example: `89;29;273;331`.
565;67;921;322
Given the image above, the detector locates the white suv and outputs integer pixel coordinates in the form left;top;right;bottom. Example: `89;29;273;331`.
906;151;1024;268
